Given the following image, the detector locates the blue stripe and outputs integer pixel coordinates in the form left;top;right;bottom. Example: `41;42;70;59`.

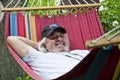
10;12;18;36
27;14;31;40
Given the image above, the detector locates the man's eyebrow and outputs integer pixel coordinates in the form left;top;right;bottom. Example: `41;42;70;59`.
49;34;55;36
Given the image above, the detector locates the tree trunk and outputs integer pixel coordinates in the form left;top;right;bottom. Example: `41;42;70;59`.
0;0;26;80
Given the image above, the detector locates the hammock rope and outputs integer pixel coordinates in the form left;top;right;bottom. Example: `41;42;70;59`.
2;0;101;12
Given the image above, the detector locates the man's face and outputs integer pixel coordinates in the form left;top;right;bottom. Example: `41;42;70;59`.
45;30;70;52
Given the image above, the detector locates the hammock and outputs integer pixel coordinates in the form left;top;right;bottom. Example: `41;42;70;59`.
3;1;120;80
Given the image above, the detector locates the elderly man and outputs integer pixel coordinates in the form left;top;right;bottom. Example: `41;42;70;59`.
7;24;89;80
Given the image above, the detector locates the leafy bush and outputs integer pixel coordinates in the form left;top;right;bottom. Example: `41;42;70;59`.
98;0;120;32
16;75;32;80
27;0;60;17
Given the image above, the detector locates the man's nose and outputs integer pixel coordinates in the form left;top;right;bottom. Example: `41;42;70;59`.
57;36;63;41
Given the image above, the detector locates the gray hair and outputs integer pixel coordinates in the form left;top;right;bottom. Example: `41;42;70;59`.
38;37;47;53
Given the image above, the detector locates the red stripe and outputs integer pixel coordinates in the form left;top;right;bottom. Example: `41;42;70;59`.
17;13;26;37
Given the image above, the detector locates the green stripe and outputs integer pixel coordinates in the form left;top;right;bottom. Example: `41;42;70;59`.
112;60;120;80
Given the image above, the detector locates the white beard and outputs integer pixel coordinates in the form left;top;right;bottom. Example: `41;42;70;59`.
48;42;69;53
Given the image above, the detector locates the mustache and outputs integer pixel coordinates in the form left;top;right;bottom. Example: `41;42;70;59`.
55;42;65;46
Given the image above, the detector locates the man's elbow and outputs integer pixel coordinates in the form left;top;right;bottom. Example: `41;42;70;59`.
7;36;17;45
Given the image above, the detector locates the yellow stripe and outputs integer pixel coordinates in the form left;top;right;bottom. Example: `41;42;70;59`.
29;14;37;42
25;14;29;39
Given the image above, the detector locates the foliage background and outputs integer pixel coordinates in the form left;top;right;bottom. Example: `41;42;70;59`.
98;0;120;32
27;0;60;16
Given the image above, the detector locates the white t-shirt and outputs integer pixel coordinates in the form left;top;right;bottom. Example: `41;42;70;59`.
23;46;89;80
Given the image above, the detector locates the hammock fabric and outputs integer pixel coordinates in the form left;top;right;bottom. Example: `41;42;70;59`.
5;8;120;80
55;45;113;80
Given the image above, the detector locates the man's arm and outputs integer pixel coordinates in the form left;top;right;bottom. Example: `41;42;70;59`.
7;36;38;57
